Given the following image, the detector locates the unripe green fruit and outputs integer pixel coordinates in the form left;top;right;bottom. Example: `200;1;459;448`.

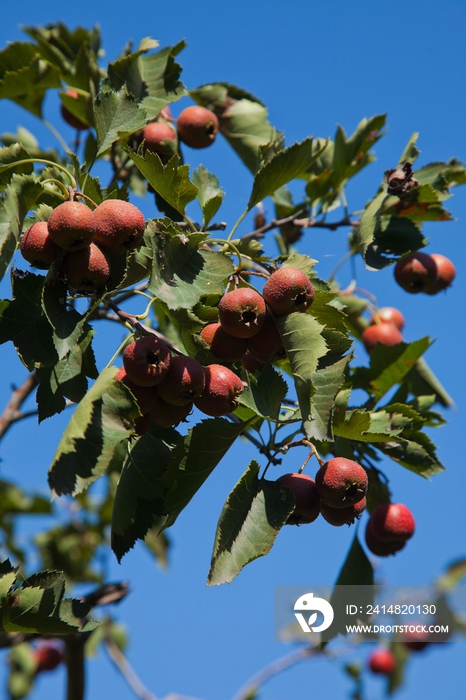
156;355;206;406
47;201;97;251
218;288;266;339
139;121;178;162
368;648;396;675
115;367;158;415
60;89;88;130
194;364;244;416
315;457;368;508
370;306;405;330
149;395;193;428
246;311;286;363
361;322;403;353
20;221;61;269
263;266;315;316
93;199;146;255
424;253;456;294
364;519;406;557
370;503;415;542
277;473;321;525
177;106;219;149
394;251;437;293
199;323;248;362
123;336;171;387
320;497;366;526
62;242;110;292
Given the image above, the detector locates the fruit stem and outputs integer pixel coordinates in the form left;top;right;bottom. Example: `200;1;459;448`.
0;158;77;189
226;208;249;242
41;178;70;200
75;191;98;208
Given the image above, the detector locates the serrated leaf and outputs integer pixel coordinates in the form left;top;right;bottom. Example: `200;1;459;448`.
364;215;426;270
332;115;386;188
94;89;147;156
42;278;90;360
307;354;350;441
378;432;445;478
208;461;295;585
396;132;421;167
238;364;288;421
356;191;388;262
368;338;431;400
193;165;224;225
0;143;34;188
48;368;140;497
404;357;454;408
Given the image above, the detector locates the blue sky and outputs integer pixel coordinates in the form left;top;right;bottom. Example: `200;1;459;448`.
1;2;466;699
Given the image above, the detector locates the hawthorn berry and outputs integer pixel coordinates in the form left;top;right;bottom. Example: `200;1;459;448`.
199;323;248;363
370;306;405;330
394;251;437;294
149;395;193;428
20;221;61;269
262;266;315;316
123;336;171;387
364;519;406;557
35;645;63;673
115;367;158;415
402;628;429;651
177;105;219;149
138;121;178;162
368;647;396;675
194;364;244;416
218;288;266;339
156;355;206;406
277;473;321;525
320;498;366;527
93;199;146;255
315;457;368;508
370;503;415;542
424;253;456;294
361;322;403;354
60;89;88;130
62;242;110;292
240;351;265;374
246;310;286;363
47;200;97;251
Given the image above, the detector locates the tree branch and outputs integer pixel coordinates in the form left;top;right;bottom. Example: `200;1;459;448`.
0;373;38;442
105;637;160;700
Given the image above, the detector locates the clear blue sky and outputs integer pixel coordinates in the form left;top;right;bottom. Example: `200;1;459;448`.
1;1;466;699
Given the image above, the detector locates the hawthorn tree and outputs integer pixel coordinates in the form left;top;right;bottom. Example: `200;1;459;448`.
0;22;466;700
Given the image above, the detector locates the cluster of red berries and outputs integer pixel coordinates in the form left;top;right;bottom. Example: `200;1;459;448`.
277;457;369;528
361;305;405;353
20;198;146;293
394;251;456;295
365;503;415;556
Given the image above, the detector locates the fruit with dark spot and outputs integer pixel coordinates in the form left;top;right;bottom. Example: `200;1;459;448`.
370;503;415;542
93;199;146;255
320;498;366;526
177;106;219;149
195;364;244;416
139;121;178;162
35;645;63;673
60;89;88;130
263;267;315;316
368;648;396;675
156;355;206;405
218;288;266;339
370;306;405;330
47;201;97;251
62;242;110;292
277;473;321;524
115;367;158;415
20;221;61;269
394;251;437;293
315;457;368;508
123;336;171;387
246;310;286;363
365;519;406;557
199;323;247;362
424;253;456;294
149;395;193;428
361;322;403;353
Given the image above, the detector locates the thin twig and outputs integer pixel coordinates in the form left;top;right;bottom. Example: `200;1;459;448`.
0;373;38;441
105;637;160;700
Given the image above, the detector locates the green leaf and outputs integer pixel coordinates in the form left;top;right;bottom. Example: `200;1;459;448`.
193;165;224;225
356;191;388;262
0;143;34;188
148;219;234;309
403;357;454;408
386;183;453;223
368;337;431;400
436;559;466;590
248;139;324;209
42;279;91;360
396;132;421;167
308;355;350;442
238;364;288;421
364;215;426;270
128;148;198;215
94;89;147;156
48;368;140;497
332;115;386;188
207;461;295;585
378;433;445;478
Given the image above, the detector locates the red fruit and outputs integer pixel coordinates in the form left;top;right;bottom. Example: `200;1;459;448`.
263;267;315;316
370;306;405;330
218;288;266;339
394;251;437;294
35;645;63;673
199;323;248;362
115;367;158;415
402;627;429;651
156;355;206;406
62;242;110;292
93;199;146;255
194;364;244;416
246;311;286;363
149;395;193;428
368;648;396;675
278;473;321;524
123;336;171;387
241;351;265;373
139;121;177;161
315;457;368;508
365;519;406;557
370;503;415;542
361;322;403;353
20;221;61;269
320;498;366;527
424;253;456;294
60;89;88;130
177;105;219;149
47;201;97;251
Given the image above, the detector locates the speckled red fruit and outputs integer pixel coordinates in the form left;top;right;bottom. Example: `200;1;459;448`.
199;323;248;362
315;457;368;508
241;351;265;373
149;395;193;428
246;311;286;363
218;288;266;339
115;367;158;415
365;519;406;557
277;473;321;525
35;645;63;673
370;306;405;330
20;221;61;269
177;106;219;149
60;90;88;130
93;199;146;255
394;251;437;294
194;364;244;416
402;628;429;651
156;355;206;406
371;503;415;542
140;121;177;161
368;648;396;675
47;201;97;251
424;253;456;294
361;322;403;353
263;267;315;316
62;242;110;292
123;336;171;387
321;498;366;527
